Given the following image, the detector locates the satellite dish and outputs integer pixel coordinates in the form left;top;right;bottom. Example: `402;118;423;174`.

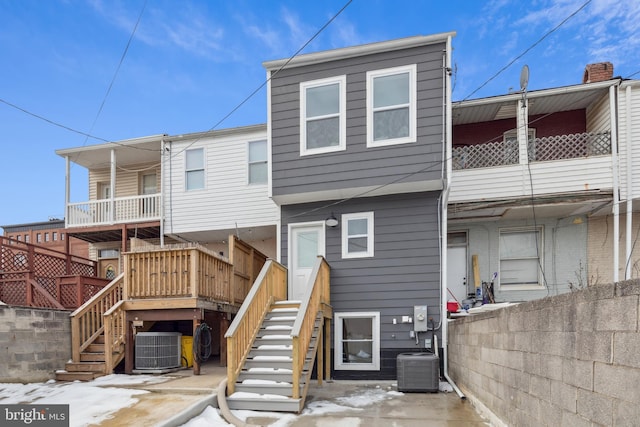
520;65;530;92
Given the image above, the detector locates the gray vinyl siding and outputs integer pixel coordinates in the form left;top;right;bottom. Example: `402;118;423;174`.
270;43;447;197
281;192;441;350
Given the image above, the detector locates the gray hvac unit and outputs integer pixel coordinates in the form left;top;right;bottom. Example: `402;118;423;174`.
397;352;439;392
135;332;182;370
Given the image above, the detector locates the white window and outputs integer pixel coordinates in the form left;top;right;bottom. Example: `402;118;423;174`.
341;212;374;258
499;227;543;289
185;148;205;190
300;75;346;155
248;140;268;184
335;312;380;371
367;64;416;147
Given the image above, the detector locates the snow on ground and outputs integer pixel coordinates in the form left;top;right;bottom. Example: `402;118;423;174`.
0;374;170;427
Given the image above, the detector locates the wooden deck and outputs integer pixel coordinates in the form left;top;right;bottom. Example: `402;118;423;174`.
62;236;267;380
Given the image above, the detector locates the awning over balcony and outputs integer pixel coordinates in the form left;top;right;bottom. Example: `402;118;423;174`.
66;221;161;243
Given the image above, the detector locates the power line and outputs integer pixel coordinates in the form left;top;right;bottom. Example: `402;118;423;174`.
462;0;592;101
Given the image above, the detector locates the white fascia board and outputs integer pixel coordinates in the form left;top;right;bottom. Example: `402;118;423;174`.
263;32;456;71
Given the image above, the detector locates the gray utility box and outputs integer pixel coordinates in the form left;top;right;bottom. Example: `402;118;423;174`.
397;352;439;392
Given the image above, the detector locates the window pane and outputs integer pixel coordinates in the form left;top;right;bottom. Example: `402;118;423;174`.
186;149;203;169
249;163;268;184
297;231;318;268
306;83;339;118
186;170;204;190
343;317;372;339
500;231;539;258
374;108;409;141
348;237;368;253
249;140;267;162
348;218;368;236
501;259;539;285
374;73;409;108
307;117;339;149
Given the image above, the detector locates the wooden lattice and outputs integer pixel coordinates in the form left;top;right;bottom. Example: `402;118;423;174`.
529;131;611;162
0;236;98;309
453;139;519;169
453;131;611;170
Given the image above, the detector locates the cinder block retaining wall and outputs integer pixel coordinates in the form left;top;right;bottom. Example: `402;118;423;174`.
448;280;640;427
0;305;71;383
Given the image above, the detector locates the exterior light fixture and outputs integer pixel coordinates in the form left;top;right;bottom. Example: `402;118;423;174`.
325;213;339;227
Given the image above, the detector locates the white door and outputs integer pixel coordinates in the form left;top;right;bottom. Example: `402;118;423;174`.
447;245;468;303
289;223;325;301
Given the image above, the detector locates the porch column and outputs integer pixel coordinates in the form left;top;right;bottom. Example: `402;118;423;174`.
64;155;71;228
517;98;529;165
610;84;620;282
110;148;116;223
193;318;201;375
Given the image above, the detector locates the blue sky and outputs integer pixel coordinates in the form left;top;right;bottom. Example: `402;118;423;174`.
0;0;638;227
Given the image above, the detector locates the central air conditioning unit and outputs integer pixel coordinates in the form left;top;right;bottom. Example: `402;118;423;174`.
135;332;182;370
397;352;439;392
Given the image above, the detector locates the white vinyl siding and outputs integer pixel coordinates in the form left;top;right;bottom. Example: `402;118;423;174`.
300;75;346;156
341;212;374;258
499;227;544;289
334;312;380;371
366;64;416;147
248;140;268;184
165;127;278;234
185;148;205;190
89;163;160;200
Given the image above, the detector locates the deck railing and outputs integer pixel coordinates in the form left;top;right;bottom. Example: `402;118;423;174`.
0;236;98;308
291;257;331;399
452;131;611;170
70;273;124;364
66;193;161;227
225;260;288;394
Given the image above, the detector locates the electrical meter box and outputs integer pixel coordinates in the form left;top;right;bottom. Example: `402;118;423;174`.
413;305;428;332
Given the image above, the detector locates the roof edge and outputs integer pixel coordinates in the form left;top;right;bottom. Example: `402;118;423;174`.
263;32;456;71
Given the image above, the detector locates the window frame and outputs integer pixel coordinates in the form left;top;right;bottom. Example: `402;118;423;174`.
366;64;417;147
247;140;268;185
185;148;205;191
299;75;347;156
498;226;544;290
341;212;375;259
334;312;380;371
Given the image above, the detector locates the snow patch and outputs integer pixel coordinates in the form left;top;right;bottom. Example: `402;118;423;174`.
261;334;292;339
253;355;292;361
265;325;293;330
247;367;293;373
258;344;292;350
229;392;291;400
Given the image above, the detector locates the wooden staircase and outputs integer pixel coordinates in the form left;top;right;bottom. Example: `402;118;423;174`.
226;301;323;413
55;334;109;381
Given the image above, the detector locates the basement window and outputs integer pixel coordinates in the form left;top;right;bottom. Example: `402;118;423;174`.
334;312;380;371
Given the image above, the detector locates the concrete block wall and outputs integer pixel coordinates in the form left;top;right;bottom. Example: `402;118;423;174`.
448;279;640;426
0;305;71;383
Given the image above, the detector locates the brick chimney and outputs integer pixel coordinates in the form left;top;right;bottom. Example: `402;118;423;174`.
582;62;614;83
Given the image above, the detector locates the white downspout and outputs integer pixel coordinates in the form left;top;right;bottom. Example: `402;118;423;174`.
625;85;632;279
441;35;464;399
610;85;620;282
65;156;70;228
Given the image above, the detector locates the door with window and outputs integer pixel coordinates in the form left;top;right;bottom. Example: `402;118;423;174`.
140;173;157;215
447;232;469;303
289;223;325;301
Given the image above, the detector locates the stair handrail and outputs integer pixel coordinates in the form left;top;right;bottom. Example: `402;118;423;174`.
103;300;126;374
225;259;287;394
70;273;125;362
290;256;331;399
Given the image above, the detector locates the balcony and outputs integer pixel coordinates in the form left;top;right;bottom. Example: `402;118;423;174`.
449;131;613;204
66;193;161;228
452;131;611;170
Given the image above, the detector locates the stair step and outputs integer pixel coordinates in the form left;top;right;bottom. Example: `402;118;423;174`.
249;346;293;358
94;335;105;344
238;369;299;384
262;317;296;327
254;335;292;346
55;370;103;382
244;357;293;370
64;362;105;373
86;343;105;353
226;392;303;413
80;352;106;362
235;380;301;396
